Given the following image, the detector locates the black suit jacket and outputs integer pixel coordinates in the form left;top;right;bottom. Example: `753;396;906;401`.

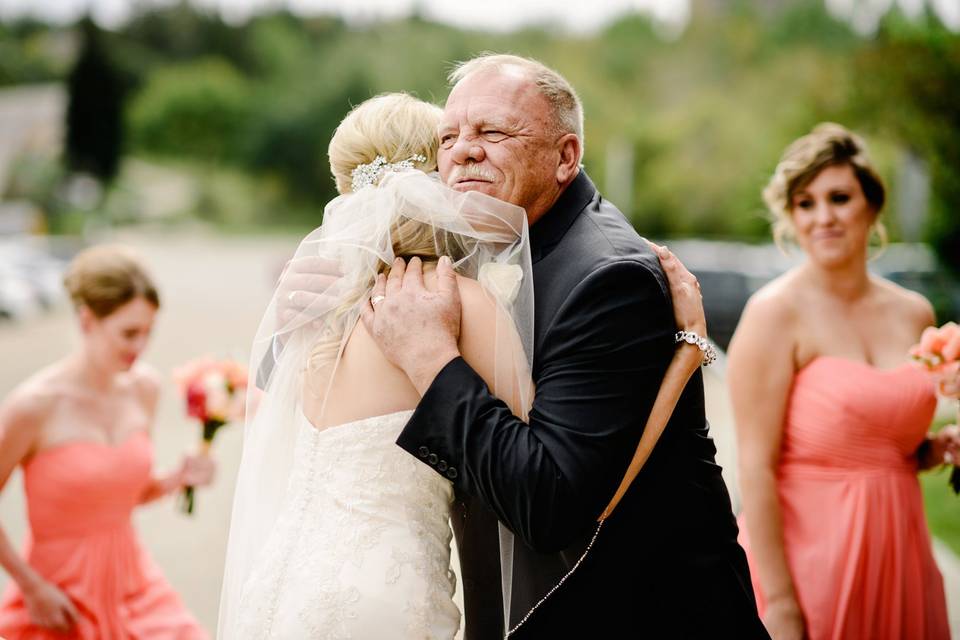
397;172;768;638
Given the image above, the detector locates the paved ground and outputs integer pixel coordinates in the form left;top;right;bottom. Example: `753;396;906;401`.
0;229;956;636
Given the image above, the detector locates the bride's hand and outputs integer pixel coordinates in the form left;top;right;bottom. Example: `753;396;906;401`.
649;241;706;336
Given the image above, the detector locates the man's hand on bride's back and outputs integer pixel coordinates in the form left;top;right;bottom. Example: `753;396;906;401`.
649;241;706;337
276;256;344;327
361;256;462;395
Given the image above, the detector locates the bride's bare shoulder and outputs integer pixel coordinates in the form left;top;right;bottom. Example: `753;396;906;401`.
455;275;497;316
422;271;498;322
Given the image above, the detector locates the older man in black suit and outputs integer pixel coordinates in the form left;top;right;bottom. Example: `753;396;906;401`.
362;54;768;639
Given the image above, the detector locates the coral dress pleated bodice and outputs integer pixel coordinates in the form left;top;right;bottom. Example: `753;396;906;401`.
738;356;950;640
0;432;207;639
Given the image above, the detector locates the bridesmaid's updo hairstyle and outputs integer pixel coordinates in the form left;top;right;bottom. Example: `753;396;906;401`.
328;93;441;196
763;122;887;250
63;245;160;318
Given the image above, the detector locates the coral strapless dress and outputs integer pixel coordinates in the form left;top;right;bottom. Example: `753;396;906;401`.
738;356;950;639
0;432;207;639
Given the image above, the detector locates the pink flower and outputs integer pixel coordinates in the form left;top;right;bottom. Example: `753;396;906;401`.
911;322;960;373
203;372;230;421
185;380;208;421
919;325;947;354
174;357;249;423
941;322;960;362
912;323;960;398
938;361;960;399
226;392;247;422
223;361;249;390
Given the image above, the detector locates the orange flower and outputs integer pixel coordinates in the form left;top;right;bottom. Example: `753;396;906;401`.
912;323;960;399
941;322;960;363
911;322;960;373
939;361;960;399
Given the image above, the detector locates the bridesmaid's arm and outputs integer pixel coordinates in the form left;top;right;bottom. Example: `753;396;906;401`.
0;390;79;631
139;469;188;504
0;392;46;592
133;366;216;505
138;451;216;505
597;243;708;519
728;292;805;640
133;367;178;504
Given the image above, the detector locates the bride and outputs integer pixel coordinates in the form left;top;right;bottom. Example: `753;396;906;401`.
218;92;708;638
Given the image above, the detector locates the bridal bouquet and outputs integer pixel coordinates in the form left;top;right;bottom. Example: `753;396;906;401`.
173;357;248;513
910;322;960;492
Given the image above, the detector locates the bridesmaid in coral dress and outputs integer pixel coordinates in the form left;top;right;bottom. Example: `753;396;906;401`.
728;123;958;640
0;245;214;639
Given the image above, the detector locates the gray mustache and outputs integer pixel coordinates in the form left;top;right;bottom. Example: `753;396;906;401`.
447;166;496;185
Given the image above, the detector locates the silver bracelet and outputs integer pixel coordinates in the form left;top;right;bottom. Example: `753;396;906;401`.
675;330;717;366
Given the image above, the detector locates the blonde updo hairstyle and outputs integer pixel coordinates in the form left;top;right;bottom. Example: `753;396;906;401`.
63;245;160;318
329;93;441;195
763;122;887;253
308;93;467;374
327;92;468;265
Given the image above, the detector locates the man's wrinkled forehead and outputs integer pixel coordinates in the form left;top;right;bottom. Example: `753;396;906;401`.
442;68;538;123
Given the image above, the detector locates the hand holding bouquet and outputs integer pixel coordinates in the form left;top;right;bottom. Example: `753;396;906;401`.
173;357;248;513
910;322;960;493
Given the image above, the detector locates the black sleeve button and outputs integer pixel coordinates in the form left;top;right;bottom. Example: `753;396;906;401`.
428;453;439;465
418;446;429;458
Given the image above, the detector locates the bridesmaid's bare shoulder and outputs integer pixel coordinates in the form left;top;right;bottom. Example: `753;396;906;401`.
0;367;62;447
871;276;935;331
739;268;807;330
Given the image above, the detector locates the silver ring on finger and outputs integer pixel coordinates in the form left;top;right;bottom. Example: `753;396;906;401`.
371;294;386;307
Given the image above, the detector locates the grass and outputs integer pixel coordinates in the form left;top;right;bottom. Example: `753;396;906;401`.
923;414;960;556
922;469;960;556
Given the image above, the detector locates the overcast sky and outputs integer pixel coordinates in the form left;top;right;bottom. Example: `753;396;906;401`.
0;0;956;34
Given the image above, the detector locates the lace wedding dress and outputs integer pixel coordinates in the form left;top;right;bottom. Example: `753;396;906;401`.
234;410;461;639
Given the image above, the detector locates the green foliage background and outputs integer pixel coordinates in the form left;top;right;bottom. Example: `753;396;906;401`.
1;2;958;269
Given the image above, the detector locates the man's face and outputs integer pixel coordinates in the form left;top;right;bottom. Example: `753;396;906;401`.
438;69;564;223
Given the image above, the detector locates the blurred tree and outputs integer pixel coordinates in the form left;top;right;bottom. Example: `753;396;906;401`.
128;58;252;162
6;1;957;239
124;1;254;72
0;20;66;86
242;74;371;204
65;17;125;183
851;9;960;273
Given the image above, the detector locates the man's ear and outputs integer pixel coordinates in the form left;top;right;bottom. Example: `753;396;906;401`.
556;133;581;185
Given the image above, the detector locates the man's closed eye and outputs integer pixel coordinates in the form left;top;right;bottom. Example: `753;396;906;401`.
482;130;508;142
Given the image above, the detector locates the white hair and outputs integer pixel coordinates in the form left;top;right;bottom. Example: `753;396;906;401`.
449;53;584;157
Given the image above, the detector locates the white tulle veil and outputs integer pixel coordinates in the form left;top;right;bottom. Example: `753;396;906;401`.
217;168;533;636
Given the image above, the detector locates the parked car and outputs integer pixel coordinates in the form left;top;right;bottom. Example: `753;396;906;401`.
665;240;958;352
0;236;66;320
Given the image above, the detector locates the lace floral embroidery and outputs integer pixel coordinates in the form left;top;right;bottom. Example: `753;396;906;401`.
234;412;460;638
